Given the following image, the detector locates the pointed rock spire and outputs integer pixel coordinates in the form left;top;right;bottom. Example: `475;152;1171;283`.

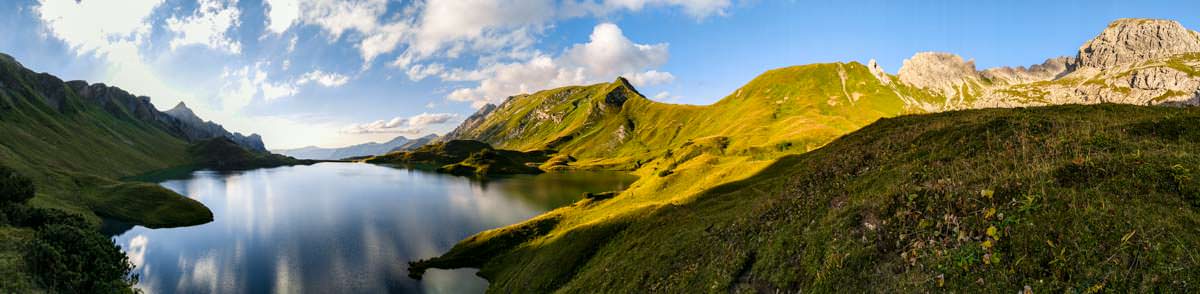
868;59;891;85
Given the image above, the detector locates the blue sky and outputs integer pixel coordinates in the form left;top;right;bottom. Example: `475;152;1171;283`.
1;0;1196;149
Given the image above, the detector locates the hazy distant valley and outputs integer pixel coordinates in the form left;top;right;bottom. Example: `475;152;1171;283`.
273;134;438;160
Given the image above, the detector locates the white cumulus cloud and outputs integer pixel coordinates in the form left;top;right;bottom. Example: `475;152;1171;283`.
261;0;733;70
261;82;299;101
408;113;458;127
36;0;163;55
559;23;669;80
403;0;555;62
444;23;673;108
219;62;303;110
406;63;446;81
341;113;459;134
263;0;404;66
263;0;300;34
219;66;351;109
563;0;732;19
626;70;675;87
301;0;390;40
652;91;683;102
358;22;410;65
165;0;242;54
297;70;351;87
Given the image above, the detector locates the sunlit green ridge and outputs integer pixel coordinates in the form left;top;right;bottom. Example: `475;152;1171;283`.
448;62;924;168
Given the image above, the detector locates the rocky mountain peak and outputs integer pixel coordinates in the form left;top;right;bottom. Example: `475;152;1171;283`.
164;101;204;124
979;56;1074;85
613;76;635;89
897;52;979;98
160;101;267;151
603;76;643;109
1076;18;1200;69
167;101;194;114
442;103;497;141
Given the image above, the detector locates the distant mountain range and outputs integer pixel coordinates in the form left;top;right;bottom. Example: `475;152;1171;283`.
275;134;438;160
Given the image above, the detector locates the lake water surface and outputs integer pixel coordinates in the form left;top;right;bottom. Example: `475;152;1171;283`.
109;162;635;293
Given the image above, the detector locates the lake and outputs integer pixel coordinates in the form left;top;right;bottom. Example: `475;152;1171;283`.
107;162;636;293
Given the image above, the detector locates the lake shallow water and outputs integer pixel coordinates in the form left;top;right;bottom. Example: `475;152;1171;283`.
109;162;635;293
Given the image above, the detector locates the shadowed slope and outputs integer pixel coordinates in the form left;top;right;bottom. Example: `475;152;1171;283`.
0;54;204;225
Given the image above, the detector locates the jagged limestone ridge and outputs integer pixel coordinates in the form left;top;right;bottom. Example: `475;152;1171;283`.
163;102;267;151
889;18;1200;108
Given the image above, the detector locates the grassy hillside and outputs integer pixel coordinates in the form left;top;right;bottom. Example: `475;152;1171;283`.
0;54;256;290
438;64;954;222
366;139;493;167
0;56;204;226
187;137;315;171
414;104;1200;292
449;63;932;169
365;140;549;176
412;63;943;286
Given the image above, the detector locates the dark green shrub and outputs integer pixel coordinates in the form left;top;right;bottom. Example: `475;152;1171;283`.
3;204;89;228
0;165;35;205
27;224;137;293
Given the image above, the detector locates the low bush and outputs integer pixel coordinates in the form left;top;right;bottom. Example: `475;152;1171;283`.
27;224;137;293
0;166;35;205
0;165;138;292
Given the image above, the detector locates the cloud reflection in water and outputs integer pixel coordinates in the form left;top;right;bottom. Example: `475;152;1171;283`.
113;163;632;293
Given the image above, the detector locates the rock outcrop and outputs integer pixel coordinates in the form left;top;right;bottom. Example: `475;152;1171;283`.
890;18;1200;109
976;19;1200;107
1076;18;1200;70
604;77;639;108
867;59;891;85
979;56;1073;85
897;52;984;106
442;103;497;141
